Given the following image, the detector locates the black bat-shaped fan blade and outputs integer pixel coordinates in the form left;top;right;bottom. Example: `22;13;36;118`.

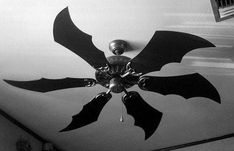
122;91;162;140
138;73;220;103
53;7;109;69
4;78;96;92
130;31;215;75
60;92;112;132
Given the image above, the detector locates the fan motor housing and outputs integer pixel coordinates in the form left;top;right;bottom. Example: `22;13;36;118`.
109;77;124;93
95;55;138;93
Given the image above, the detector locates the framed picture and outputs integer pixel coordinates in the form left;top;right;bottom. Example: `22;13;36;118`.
210;0;234;22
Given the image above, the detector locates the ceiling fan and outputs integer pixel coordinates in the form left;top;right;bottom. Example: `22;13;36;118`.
4;7;221;140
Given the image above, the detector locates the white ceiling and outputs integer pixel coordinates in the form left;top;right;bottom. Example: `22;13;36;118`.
0;0;234;150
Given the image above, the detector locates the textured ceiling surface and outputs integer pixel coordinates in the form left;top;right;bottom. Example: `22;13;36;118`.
0;0;234;151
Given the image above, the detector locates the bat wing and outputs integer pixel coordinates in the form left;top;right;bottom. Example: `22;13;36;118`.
4;78;96;92
53;7;109;69
60;92;112;132
130;31;215;74
122;91;162;140
138;73;221;103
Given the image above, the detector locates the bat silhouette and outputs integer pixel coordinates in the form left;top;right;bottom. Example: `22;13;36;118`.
138;73;220;103
60;92;112;132
122;91;162;140
4;7;220;140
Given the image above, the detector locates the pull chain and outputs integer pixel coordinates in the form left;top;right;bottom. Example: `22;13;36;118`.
120;105;124;122
120;115;124;122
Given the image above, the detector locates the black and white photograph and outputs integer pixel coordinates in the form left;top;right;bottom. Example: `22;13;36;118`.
0;0;234;150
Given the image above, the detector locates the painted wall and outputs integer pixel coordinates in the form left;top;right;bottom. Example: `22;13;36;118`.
0;114;42;151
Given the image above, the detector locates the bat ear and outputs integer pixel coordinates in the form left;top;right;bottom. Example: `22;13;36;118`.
60;92;112;132
122;91;162;140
